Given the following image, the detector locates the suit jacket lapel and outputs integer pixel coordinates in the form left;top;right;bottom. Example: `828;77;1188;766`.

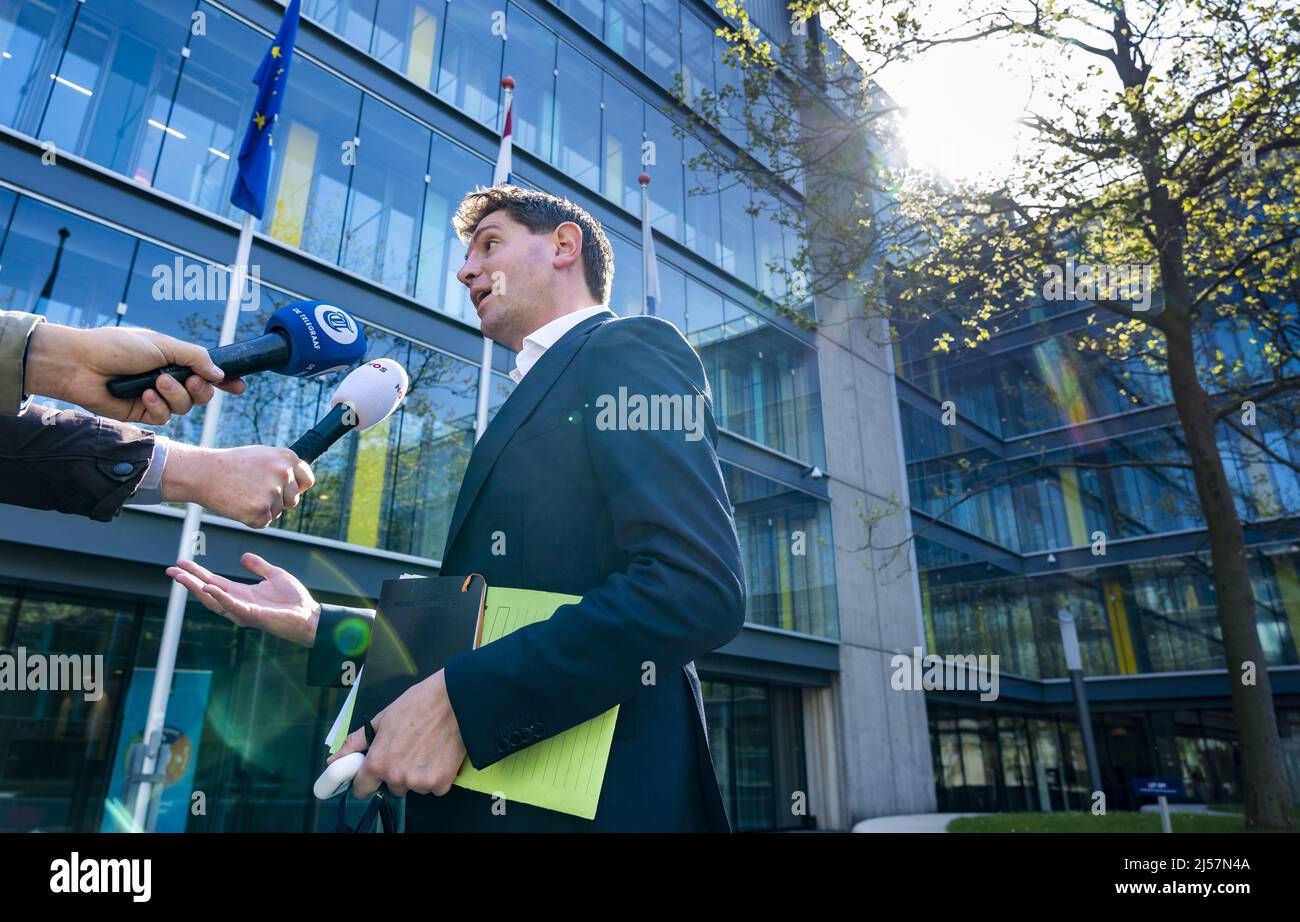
441;310;614;563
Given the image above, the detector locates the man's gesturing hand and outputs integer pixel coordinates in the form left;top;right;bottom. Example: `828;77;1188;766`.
166;552;321;648
329;669;467;799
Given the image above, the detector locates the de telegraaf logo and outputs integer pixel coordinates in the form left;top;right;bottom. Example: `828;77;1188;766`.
50;852;151;902
315;303;358;345
594;387;706;442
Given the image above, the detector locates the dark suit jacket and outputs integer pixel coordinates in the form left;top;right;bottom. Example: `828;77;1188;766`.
309;310;747;831
0;402;154;521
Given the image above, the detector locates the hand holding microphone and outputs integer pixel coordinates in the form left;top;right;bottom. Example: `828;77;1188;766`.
105;300;367;400
160;359;407;528
24;323;245;425
161;443;316;529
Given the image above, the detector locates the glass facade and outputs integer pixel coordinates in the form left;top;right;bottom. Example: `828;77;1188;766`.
899;210;1300;812
930;701;1300;813
724;463;838;637
702;678;810;831
0;0;839;831
918;539;1300;679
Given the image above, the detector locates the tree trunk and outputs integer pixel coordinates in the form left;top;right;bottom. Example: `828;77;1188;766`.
1164;320;1296;830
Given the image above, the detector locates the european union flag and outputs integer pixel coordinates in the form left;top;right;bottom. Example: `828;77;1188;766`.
231;0;302;218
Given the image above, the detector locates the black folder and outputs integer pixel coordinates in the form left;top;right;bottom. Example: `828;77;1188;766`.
350;573;486;734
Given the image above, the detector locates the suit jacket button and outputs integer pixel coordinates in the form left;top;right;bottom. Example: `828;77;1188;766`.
496;738;509;753
531;721;544;735
508;730;522;746
112;462;134;477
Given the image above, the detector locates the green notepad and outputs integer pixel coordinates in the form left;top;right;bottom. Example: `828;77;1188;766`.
452;587;620;820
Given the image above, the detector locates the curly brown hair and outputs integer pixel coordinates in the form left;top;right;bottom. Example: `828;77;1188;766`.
453;184;614;305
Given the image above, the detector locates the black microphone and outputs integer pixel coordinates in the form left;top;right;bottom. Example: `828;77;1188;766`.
289;403;356;464
107;301;366;399
288;359;408;463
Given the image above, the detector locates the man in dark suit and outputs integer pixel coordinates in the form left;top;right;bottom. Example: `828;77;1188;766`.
168;185;747;831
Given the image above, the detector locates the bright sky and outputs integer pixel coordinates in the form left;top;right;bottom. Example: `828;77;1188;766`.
876;40;1037;182
843;1;1121;186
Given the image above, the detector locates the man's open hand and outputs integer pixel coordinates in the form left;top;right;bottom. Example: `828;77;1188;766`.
329;669;467;799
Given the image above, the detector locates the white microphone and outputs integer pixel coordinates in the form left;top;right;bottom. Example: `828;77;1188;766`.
287;359;408;462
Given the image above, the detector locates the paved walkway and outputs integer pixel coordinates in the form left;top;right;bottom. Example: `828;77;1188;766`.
1138;803;1240;816
852;812;988;832
852;805;1239;831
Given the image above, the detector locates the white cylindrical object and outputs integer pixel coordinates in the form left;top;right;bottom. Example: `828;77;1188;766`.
1058;609;1082;672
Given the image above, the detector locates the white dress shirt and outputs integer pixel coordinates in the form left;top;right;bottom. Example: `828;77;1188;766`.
508;304;611;383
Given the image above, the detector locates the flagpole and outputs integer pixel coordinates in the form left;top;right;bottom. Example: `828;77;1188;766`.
128;0;301;832
477;75;515;443
640;174;650;316
129;211;256;830
475;334;492;443
638;173;660;317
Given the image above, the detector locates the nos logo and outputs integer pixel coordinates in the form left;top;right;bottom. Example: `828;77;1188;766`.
315;303;358;344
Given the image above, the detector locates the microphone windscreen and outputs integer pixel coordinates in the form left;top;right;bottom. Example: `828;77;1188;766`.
265;301;368;377
330;358;408;430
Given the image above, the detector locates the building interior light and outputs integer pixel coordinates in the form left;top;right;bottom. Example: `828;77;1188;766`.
207;147;230;160
147;119;186;140
50;74;93;97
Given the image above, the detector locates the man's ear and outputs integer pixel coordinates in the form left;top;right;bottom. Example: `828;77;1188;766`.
552;221;583;271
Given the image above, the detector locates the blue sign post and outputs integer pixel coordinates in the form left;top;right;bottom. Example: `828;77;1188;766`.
1132;776;1185;832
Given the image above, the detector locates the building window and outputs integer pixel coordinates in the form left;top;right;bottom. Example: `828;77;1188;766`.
644;106;684;242
371;0;443;89
502;6;557;163
553;42;602;191
416;137;494;326
600;73;644;216
436;0;504;128
642;0;679;90
150;4;261;221
603;0;643;68
701;679;809;830
723;463;839;638
557;0;603;37
304;0;377;51
0;0;75;134
341;96;430;295
39;0;192;183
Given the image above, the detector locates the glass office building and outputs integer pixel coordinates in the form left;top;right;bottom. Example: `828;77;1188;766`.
0;0;841;830
896;292;1300;812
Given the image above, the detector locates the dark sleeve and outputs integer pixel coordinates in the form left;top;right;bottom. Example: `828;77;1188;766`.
0;402;155;522
442;317;747;770
306;603;374;687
